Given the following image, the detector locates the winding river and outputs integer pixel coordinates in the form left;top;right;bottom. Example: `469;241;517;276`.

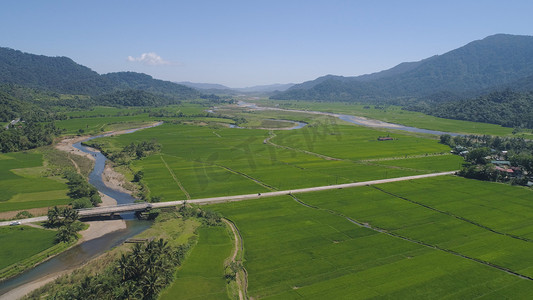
0;124;162;298
237;101;462;136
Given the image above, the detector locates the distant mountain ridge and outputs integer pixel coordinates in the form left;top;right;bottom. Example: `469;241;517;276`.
272;34;533;101
179;81;294;95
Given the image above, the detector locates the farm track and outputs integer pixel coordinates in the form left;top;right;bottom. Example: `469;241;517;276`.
289;194;533;281
160;155;191;200
371;185;533;243
222;218;248;300
67;154;81;174
215;164;277;191
361;153;452;162
264;131;341;161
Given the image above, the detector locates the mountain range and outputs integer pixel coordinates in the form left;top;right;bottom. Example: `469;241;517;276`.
0;47;201;99
272;34;533;101
1;34;533;103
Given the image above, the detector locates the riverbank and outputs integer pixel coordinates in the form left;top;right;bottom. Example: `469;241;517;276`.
55;135;128;243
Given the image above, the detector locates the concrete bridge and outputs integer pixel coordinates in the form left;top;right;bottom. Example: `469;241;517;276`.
76;202;153;218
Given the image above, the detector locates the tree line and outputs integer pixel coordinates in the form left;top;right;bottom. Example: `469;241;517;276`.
408;90;533;129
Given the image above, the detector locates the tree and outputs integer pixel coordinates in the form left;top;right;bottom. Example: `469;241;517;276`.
62;207;79;225
133;170;144;182
466;147;491;164
46;206;63;228
439;134;453;146
55;224;76;243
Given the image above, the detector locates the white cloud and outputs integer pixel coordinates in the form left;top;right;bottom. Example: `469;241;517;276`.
127;52;172;65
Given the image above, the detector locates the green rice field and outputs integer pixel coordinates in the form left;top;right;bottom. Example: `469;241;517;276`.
0;226;56;270
207;176;533;298
12;102;529;299
92;122;458;201
159;226;233;300
0;152;69;213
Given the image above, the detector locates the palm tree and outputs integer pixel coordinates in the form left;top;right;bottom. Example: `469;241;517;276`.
117;253;133;281
141;272;164;300
62;207;79;224
55;224;76;243
46;206;62;227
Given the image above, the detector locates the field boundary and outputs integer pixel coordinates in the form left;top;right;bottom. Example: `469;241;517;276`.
264;131;341;161
372;185;533;244
289;194;533;282
159;155;191;200
215;164;277;191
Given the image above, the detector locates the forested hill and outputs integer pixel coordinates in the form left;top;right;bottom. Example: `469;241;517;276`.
0;47;202;99
272;34;533;101
102;72;201;99
407;90;533;129
0;47;111;94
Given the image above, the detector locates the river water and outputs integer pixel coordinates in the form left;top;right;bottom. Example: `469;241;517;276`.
0;125;162;298
237;101;462;136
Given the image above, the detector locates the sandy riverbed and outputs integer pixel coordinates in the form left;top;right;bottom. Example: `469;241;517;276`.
54;135;129;241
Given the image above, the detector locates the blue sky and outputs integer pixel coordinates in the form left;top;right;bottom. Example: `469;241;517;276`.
1;0;532;88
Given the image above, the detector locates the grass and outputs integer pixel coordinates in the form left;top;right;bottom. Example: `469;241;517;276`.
207;192;533;299
159;226;233;300
56;116;157;135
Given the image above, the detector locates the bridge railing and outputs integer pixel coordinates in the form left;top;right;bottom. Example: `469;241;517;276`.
75;202;151;212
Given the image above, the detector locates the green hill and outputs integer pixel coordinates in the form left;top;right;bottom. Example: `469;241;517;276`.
0;47;110;95
272;34;533;101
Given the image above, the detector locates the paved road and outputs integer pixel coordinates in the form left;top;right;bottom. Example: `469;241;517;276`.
151;171;456;208
0;171;456;226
